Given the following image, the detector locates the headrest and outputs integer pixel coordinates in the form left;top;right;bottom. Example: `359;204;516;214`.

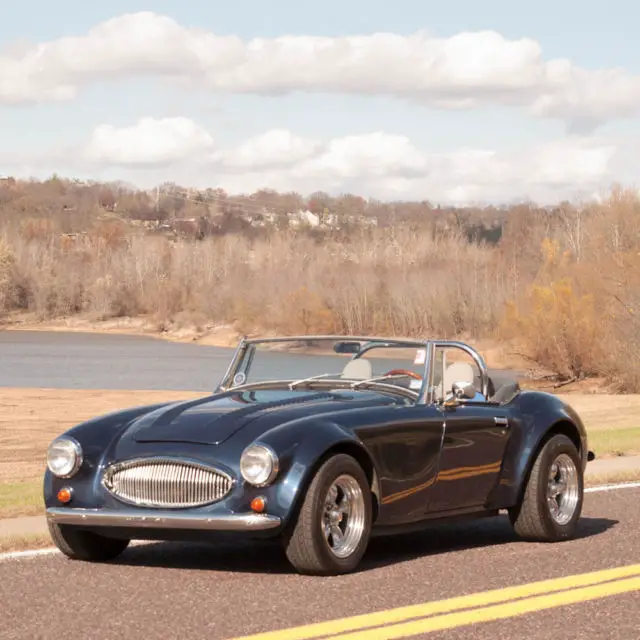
442;361;475;392
340;358;373;380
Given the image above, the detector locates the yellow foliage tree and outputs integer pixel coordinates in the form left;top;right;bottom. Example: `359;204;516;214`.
500;238;604;379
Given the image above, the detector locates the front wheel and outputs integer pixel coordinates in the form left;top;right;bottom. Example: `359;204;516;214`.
284;453;372;575
509;433;584;541
48;521;130;562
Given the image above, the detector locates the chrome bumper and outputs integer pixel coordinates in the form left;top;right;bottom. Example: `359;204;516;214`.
46;507;282;532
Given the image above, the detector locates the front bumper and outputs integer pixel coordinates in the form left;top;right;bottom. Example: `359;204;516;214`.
46;507;282;532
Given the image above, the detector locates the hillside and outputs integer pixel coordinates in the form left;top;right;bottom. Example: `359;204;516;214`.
0;176;639;391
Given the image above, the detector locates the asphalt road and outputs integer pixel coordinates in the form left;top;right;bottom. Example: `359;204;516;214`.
0;331;519;391
1;486;638;639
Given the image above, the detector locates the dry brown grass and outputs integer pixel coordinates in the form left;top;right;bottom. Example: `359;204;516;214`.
0;532;53;553
0;481;43;518
557;394;640;432
585;469;640;487
0;388;207;483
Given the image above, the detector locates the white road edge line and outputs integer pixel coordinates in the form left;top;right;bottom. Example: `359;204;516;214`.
0;539;152;562
585;481;640;493
1;481;639;562
0;547;59;561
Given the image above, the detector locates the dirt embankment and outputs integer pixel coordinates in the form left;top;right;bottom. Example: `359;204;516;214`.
2;312;545;373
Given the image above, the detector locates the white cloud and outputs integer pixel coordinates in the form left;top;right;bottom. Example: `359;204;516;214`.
84;116;215;166
220;129;324;170
296;133;428;180
1;113;622;206
422;138;618;205
2;12;640;128
60;116;619;205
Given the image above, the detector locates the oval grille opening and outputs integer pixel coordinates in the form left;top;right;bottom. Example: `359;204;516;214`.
103;458;234;508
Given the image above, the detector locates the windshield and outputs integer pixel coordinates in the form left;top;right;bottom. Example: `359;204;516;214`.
223;337;430;395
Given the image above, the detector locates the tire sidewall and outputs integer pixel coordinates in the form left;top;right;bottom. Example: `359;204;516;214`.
309;454;373;572
535;435;584;539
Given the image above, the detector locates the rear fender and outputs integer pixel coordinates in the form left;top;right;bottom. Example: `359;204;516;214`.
485;393;588;509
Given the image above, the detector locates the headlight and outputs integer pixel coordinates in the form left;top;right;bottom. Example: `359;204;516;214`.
240;444;279;487
47;437;83;478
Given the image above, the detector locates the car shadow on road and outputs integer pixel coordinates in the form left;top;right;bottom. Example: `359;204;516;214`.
362;515;618;572
111;514;618;575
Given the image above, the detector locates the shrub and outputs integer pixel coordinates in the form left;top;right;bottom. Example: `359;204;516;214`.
501;279;603;379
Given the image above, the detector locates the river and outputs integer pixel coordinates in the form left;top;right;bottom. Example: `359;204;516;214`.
0;331;517;391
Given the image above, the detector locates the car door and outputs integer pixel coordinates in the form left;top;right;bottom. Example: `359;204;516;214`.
426;402;511;513
354;404;446;527
424;343;512;514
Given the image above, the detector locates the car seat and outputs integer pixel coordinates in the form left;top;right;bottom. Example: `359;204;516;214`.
340;358;373;380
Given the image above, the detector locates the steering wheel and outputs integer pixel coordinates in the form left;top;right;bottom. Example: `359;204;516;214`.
383;368;423;380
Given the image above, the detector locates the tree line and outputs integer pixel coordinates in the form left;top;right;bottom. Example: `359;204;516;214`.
0;176;638;391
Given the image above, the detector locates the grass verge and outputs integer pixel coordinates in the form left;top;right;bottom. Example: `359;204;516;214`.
0;481;43;518
588;428;640;458
585;469;640;487
0;532;52;554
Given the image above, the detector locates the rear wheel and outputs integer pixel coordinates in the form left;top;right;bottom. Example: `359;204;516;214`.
509;434;583;541
48;521;130;562
284;454;372;575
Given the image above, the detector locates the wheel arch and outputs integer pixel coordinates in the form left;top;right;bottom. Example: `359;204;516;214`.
513;418;585;507
279;436;380;531
319;441;380;522
486;412;586;511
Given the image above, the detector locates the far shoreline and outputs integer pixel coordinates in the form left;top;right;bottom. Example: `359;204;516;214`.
1;315;243;349
1;313;616;395
0;314;517;364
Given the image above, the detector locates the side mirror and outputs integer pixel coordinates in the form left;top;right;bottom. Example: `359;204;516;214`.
451;381;476;400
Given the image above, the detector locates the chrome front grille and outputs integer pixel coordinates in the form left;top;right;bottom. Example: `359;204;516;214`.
102;457;234;508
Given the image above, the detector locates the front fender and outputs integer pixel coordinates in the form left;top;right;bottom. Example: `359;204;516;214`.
43;401;177;508
486;391;588;509
256;419;373;528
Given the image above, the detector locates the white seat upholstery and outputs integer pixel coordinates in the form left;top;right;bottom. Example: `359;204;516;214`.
436;361;476;400
340;358;373;380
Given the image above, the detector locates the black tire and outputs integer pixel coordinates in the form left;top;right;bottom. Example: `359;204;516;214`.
284;453;373;575
508;434;583;541
48;521;130;562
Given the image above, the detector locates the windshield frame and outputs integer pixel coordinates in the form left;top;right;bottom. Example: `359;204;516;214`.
216;335;434;403
215;335;490;406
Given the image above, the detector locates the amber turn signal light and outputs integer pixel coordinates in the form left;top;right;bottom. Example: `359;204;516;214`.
250;496;266;513
57;487;73;504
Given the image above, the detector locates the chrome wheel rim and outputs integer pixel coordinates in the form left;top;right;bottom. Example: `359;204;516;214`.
322;474;366;559
547;453;580;525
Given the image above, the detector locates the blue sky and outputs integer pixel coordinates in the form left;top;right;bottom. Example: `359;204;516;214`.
1;0;639;204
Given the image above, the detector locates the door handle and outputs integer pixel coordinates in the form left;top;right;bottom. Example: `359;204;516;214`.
494;416;509;427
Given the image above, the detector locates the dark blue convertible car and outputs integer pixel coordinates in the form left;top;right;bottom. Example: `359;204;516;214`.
44;335;594;575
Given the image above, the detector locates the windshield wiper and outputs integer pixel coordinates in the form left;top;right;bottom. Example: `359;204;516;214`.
350;374;408;390
288;373;340;390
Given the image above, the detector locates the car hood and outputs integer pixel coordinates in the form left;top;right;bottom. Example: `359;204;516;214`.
121;389;399;446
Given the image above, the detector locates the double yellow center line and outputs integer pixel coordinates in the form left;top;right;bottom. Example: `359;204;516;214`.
230;563;640;639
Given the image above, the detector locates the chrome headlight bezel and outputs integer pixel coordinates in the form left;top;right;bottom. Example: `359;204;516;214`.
46;437;83;478
239;443;279;487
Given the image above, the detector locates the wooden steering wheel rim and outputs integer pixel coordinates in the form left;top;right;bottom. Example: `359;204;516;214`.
384;368;423;380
